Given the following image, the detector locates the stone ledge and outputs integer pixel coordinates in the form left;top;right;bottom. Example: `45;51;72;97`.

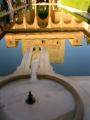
0;73;30;88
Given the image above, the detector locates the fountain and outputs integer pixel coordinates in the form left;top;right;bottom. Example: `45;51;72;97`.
0;47;76;120
25;47;39;105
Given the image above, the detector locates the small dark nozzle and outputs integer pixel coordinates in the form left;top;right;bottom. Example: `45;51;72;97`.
26;91;36;105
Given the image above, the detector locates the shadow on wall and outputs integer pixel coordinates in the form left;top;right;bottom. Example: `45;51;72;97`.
87;5;90;24
87;5;90;13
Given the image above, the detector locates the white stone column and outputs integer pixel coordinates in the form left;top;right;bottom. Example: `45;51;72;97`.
16;48;33;73
71;16;74;28
23;14;27;29
25;48;33;72
38;47;54;74
48;4;51;28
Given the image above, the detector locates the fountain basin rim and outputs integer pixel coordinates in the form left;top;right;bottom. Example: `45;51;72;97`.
0;73;84;120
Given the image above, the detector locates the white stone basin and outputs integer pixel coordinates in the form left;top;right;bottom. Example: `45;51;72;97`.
0;79;75;120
